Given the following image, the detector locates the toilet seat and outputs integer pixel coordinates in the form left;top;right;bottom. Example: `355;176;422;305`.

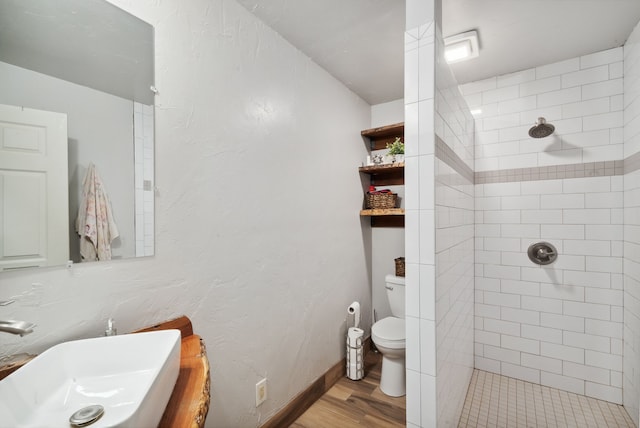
372;317;405;349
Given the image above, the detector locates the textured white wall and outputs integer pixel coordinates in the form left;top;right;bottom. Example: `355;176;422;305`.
0;61;136;261
370;99;405;324
0;1;373;426
372;99;404;128
624;19;640;428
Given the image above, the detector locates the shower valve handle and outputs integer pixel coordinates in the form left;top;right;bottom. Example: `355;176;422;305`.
537;248;555;258
527;242;558;265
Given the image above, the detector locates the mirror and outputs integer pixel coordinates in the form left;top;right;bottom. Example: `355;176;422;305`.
0;0;154;270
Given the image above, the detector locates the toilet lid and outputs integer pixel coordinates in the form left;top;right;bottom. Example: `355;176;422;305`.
372;317;405;341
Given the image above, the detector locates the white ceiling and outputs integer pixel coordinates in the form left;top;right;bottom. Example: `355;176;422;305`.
237;0;640;105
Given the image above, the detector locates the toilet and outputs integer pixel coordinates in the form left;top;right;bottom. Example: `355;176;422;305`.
371;274;406;397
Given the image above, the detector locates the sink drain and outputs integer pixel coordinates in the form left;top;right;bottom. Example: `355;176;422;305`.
69;405;104;427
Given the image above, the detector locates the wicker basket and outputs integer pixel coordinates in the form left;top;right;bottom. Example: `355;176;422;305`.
394;257;405;277
366;192;397;209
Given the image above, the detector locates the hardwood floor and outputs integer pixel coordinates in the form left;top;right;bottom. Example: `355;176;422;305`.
291;351;406;427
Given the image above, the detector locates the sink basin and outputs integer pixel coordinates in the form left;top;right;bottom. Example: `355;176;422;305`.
0;329;181;427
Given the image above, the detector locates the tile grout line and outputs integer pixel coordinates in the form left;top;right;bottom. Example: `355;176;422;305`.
436;139;640;187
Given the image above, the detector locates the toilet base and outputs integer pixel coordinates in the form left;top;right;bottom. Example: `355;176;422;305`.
379;353;406;397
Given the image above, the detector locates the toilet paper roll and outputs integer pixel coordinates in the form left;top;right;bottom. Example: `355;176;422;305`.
348;328;363;364
347;327;364;381
348;327;364;340
347;301;361;328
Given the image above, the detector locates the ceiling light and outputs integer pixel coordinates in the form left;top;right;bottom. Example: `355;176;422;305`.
444;30;479;64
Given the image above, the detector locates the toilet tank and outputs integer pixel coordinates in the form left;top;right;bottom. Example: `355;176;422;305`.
385;274;405;318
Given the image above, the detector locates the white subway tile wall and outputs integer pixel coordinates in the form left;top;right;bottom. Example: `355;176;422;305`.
433;27;475;427
624;19;640;427
460;47;624;173
463;47;638;407
133;102;155;257
405;8;475;425
412;9;640;426
473;174;624;404
405;17;436;428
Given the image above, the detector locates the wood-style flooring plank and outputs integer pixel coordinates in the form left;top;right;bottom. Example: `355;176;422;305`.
293;402;362;428
325;383;353;401
361;414;405;428
290;352;405;427
345;391;405;425
370;386;406;407
317;394;367;421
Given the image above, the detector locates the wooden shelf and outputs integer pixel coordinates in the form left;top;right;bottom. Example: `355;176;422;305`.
361;122;404;139
360;208;405;228
361;122;404;150
359;163;404;186
360;208;405;216
359;163;404;174
360;123;405;228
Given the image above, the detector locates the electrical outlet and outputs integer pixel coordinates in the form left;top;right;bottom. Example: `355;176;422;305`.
255;378;267;407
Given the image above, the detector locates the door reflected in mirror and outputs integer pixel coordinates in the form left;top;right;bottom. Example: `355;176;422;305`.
0;0;155;271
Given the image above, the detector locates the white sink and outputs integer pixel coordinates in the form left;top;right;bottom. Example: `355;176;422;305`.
0;329;181;427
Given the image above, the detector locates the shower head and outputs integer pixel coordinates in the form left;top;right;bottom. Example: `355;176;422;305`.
528;117;555;138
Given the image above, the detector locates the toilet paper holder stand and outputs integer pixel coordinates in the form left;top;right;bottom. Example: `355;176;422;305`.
346;328;364;381
346;301;364;380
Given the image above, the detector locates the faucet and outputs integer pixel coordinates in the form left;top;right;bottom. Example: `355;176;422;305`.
0;300;35;336
104;318;117;336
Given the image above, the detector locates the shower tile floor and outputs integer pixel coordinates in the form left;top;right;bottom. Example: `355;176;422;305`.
458;369;636;428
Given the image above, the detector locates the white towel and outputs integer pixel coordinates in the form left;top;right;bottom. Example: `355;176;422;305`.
75;163;119;261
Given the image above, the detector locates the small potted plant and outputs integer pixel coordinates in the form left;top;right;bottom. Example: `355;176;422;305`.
386;137;404;163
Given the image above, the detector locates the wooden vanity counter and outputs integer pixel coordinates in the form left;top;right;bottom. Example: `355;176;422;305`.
0;315;210;428
134;315;211;427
